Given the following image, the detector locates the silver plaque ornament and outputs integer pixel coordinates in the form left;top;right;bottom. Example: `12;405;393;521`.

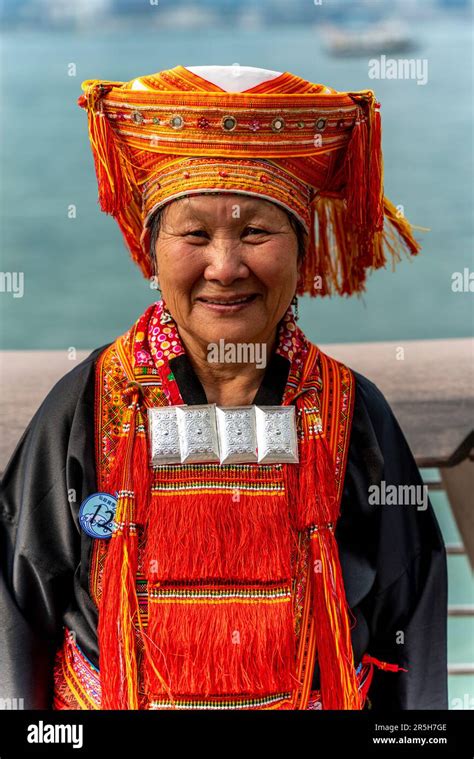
148;403;300;465
215;406;258;465
148;406;182;465
255;405;299;464
175;404;220;464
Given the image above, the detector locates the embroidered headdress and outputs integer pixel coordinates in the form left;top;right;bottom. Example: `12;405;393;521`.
78;64;421;295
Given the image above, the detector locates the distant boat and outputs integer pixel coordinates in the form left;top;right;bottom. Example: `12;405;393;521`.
323;21;417;57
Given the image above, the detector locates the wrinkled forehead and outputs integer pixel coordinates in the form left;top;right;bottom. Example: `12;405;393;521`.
159;192;288;223
164;191;281;218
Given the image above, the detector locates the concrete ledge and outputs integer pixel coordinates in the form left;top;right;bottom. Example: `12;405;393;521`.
325;338;473;468
0;350;91;472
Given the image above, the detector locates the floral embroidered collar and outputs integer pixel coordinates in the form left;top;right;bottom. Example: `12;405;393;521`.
130;298;315;406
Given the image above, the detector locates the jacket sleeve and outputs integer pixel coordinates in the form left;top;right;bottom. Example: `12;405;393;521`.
353;373;449;710
0;348;103;708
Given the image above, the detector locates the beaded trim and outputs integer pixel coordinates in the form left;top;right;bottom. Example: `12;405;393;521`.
148;691;293;710
97;89;359;158
148;583;292;604
151;481;285;494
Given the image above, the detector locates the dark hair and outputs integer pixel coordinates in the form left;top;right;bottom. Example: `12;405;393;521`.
148;195;307;273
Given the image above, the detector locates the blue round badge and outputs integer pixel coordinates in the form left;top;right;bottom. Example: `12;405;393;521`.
79;492;118;539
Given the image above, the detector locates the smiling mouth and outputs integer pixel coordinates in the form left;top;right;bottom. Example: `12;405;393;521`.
197;294;259;305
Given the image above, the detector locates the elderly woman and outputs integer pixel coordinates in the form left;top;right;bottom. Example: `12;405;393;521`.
0;65;447;711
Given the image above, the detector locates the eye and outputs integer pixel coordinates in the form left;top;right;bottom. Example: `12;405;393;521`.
183;229;209;239
242;226;269;237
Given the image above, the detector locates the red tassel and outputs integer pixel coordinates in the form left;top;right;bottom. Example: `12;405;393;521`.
310;197;333;296
141;468;299;699
299;197;331;297
78;86;152;280
362;654;408;674
98;384;144;710
143;488;294;582
345;96;384;263
357;654;408;707
98;511;139;709
133;406;152;525
310;532;362;710
368;102;384;234
284;399;338;532
104;428;130;499
78;84;134;217
383;196;421;257
284;392;362;710
345;107;369;232
104;401;150;520
306;200;320;296
145;596;298;696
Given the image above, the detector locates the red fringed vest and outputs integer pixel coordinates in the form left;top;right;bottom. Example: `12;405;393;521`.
53;301;404;710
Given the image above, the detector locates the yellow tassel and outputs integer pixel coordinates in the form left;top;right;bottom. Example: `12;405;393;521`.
121;537;139;710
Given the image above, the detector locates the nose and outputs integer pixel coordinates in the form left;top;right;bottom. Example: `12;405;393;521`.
203;239;250;285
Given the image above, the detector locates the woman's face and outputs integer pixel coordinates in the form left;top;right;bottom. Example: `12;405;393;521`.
153;194;300;350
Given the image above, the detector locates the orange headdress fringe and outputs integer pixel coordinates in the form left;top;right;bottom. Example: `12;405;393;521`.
78;84;152;278
298;92;419;297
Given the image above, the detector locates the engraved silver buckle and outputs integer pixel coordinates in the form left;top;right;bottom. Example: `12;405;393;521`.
148;404;299;465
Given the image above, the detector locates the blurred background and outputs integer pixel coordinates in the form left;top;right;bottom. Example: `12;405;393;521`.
0;0;473;711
